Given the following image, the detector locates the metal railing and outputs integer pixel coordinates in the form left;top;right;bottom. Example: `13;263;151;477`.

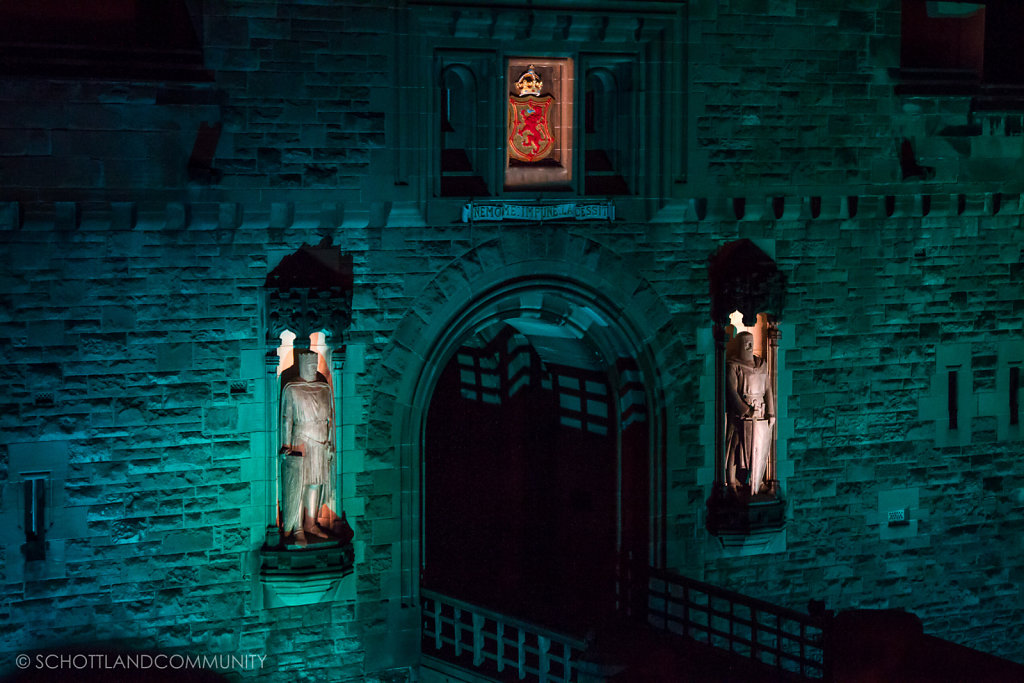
421;589;587;683
638;566;827;679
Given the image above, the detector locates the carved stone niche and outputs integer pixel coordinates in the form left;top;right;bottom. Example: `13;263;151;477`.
707;239;786;329
706;239;787;541
259;238;355;606
264;237;354;347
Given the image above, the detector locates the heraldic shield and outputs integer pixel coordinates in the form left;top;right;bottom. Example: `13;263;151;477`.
508;95;556;162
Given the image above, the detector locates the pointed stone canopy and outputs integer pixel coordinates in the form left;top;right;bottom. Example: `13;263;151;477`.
708;239;786;326
264;238;354;344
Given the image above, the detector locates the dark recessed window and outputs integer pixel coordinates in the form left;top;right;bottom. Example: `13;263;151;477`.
440;58;490;197
900;0;1024;95
584;63;632;196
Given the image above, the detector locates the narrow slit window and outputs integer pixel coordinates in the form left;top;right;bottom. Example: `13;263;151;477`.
948;369;959;430
443;87;453;132
1010;366;1020;427
23;477;46;542
22;473;48;561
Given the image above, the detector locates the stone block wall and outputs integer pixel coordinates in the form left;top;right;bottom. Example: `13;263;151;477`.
1;0;1022;677
685;197;1024;662
687;0;903;193
689;0;1024;195
0;203;420;681
203;1;389;201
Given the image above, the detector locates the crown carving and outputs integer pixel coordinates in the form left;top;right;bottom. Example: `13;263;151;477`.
515;65;543;96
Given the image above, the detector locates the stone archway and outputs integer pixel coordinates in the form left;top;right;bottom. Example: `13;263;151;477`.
374;234;674;628
420;283;651;631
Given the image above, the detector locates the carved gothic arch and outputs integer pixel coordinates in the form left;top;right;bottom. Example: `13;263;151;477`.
371;235;677;603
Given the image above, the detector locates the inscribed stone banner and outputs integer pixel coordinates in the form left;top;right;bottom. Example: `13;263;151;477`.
461;201;614;223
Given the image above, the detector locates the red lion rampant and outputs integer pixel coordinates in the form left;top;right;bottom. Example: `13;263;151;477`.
517;105;547;155
508;95;554;162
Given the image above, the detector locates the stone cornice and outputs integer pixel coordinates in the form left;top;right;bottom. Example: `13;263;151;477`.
2;193;1022;232
655;193;1024;222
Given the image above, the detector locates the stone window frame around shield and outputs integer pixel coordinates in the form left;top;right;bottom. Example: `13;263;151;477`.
437;50;639;198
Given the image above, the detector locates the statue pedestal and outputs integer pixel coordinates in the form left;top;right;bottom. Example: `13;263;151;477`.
706;487;785;537
259;541;354;607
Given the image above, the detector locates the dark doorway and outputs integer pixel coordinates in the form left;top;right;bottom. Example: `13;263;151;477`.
423;323;647;634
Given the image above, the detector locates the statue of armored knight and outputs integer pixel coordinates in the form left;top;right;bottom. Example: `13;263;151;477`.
724;331;776;497
279;348;337;542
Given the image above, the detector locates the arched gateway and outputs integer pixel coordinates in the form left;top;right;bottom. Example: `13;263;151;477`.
380;236;671;635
